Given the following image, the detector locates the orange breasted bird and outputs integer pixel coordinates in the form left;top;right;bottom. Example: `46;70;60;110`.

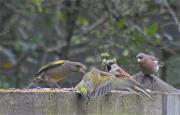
136;53;177;93
31;60;87;88
136;53;161;75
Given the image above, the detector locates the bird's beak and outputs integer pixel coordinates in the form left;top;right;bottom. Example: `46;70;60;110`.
137;58;141;62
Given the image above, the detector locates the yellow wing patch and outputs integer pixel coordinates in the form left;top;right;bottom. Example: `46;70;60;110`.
40;60;64;71
34;60;65;77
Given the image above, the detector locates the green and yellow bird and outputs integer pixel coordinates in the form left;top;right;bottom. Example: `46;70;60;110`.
31;60;87;88
75;68;151;99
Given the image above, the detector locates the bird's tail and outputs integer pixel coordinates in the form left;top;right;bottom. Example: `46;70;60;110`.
134;86;152;100
30;76;41;83
25;82;35;89
25;76;42;89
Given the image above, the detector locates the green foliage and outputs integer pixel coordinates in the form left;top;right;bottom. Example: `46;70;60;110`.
114;17;126;29
100;52;110;64
31;34;43;44
0;0;179;88
32;0;43;13
55;11;67;20
144;22;158;35
76;16;88;25
122;49;129;57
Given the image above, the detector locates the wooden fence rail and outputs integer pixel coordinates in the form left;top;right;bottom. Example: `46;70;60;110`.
0;89;179;115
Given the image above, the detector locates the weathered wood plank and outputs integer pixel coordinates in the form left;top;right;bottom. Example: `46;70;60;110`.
162;93;180;115
0;89;179;115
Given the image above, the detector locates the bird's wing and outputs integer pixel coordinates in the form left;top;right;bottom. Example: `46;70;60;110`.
75;80;89;97
115;69;141;86
92;72;132;98
33;60;65;77
150;56;158;61
92;80;112;97
93;72;151;98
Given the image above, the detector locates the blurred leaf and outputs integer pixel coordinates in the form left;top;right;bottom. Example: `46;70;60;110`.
117;58;129;65
43;16;53;26
2;60;13;69
114;17;126;29
15;41;22;51
31;34;43;44
19;28;28;40
56;11;67;20
15;41;30;52
144;22;158;35
122;49;129;56
0;48;17;65
95;31;102;38
85;56;95;63
133;34;145;42
76;16;88;25
100;52;110;59
32;0;43;12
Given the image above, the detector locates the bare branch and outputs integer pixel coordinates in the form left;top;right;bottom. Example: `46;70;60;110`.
80;12;109;36
164;0;180;33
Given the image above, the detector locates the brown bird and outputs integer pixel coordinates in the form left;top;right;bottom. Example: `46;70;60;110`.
31;60;87;88
136;53;161;75
135;53;177;93
106;60;140;86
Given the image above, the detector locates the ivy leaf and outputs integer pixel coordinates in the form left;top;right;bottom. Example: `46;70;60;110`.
144;23;158;35
76;16;88;25
114;17;126;29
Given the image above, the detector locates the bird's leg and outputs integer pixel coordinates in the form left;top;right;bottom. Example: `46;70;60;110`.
142;74;153;83
141;74;148;84
151;74;156;90
55;82;61;89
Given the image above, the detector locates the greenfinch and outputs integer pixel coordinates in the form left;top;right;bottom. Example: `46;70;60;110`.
31;60;87;88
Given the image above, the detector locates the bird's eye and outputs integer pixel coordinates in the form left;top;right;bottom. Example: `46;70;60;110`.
108;62;114;66
138;56;143;59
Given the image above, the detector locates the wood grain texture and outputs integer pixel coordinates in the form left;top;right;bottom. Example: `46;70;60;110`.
0;89;179;115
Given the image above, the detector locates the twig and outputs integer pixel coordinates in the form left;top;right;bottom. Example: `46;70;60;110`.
0;30;9;36
79;12;109;36
164;0;180;32
39;41;65;52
